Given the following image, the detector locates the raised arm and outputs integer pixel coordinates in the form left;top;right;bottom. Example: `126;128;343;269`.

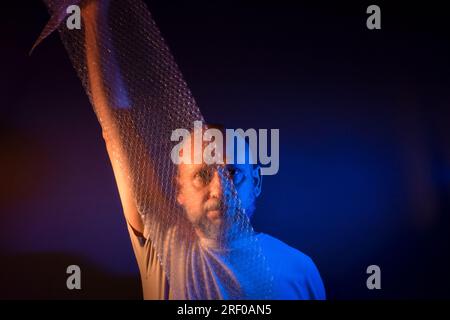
82;1;144;235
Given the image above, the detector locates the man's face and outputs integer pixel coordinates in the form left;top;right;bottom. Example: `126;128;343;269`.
176;139;261;239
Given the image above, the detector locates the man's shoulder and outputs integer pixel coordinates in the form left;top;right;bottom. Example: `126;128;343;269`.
256;232;326;300
256;233;315;271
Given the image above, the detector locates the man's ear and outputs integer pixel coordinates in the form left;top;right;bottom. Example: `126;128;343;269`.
175;175;184;205
252;165;262;198
177;192;184;205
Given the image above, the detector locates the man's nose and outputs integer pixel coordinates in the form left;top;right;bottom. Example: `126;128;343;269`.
209;170;224;199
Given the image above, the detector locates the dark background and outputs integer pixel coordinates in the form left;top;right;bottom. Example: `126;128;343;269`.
1;0;450;299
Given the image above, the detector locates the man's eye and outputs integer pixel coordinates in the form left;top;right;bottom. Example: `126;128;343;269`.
194;168;212;184
228;167;244;185
234;172;244;185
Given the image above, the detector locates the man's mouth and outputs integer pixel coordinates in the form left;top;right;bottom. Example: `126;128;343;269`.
206;209;222;219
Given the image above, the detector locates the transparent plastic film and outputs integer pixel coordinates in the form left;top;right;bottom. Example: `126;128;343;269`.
37;0;274;299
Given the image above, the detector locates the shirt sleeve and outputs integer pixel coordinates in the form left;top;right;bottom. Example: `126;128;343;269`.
299;256;326;300
125;220;170;299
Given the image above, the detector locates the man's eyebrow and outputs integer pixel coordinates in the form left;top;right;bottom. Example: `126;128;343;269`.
193;164;209;174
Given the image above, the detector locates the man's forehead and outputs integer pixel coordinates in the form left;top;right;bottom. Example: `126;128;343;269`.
177;161;253;179
177;161;207;176
178;129;256;165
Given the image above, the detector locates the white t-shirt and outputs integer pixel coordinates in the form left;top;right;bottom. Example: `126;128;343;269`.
127;222;326;300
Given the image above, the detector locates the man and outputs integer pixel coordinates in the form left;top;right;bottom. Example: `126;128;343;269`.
37;0;325;299
79;1;325;299
127;129;326;299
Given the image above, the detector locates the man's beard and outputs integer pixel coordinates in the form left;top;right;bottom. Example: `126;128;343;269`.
192;195;256;241
195;199;225;240
195;215;222;240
